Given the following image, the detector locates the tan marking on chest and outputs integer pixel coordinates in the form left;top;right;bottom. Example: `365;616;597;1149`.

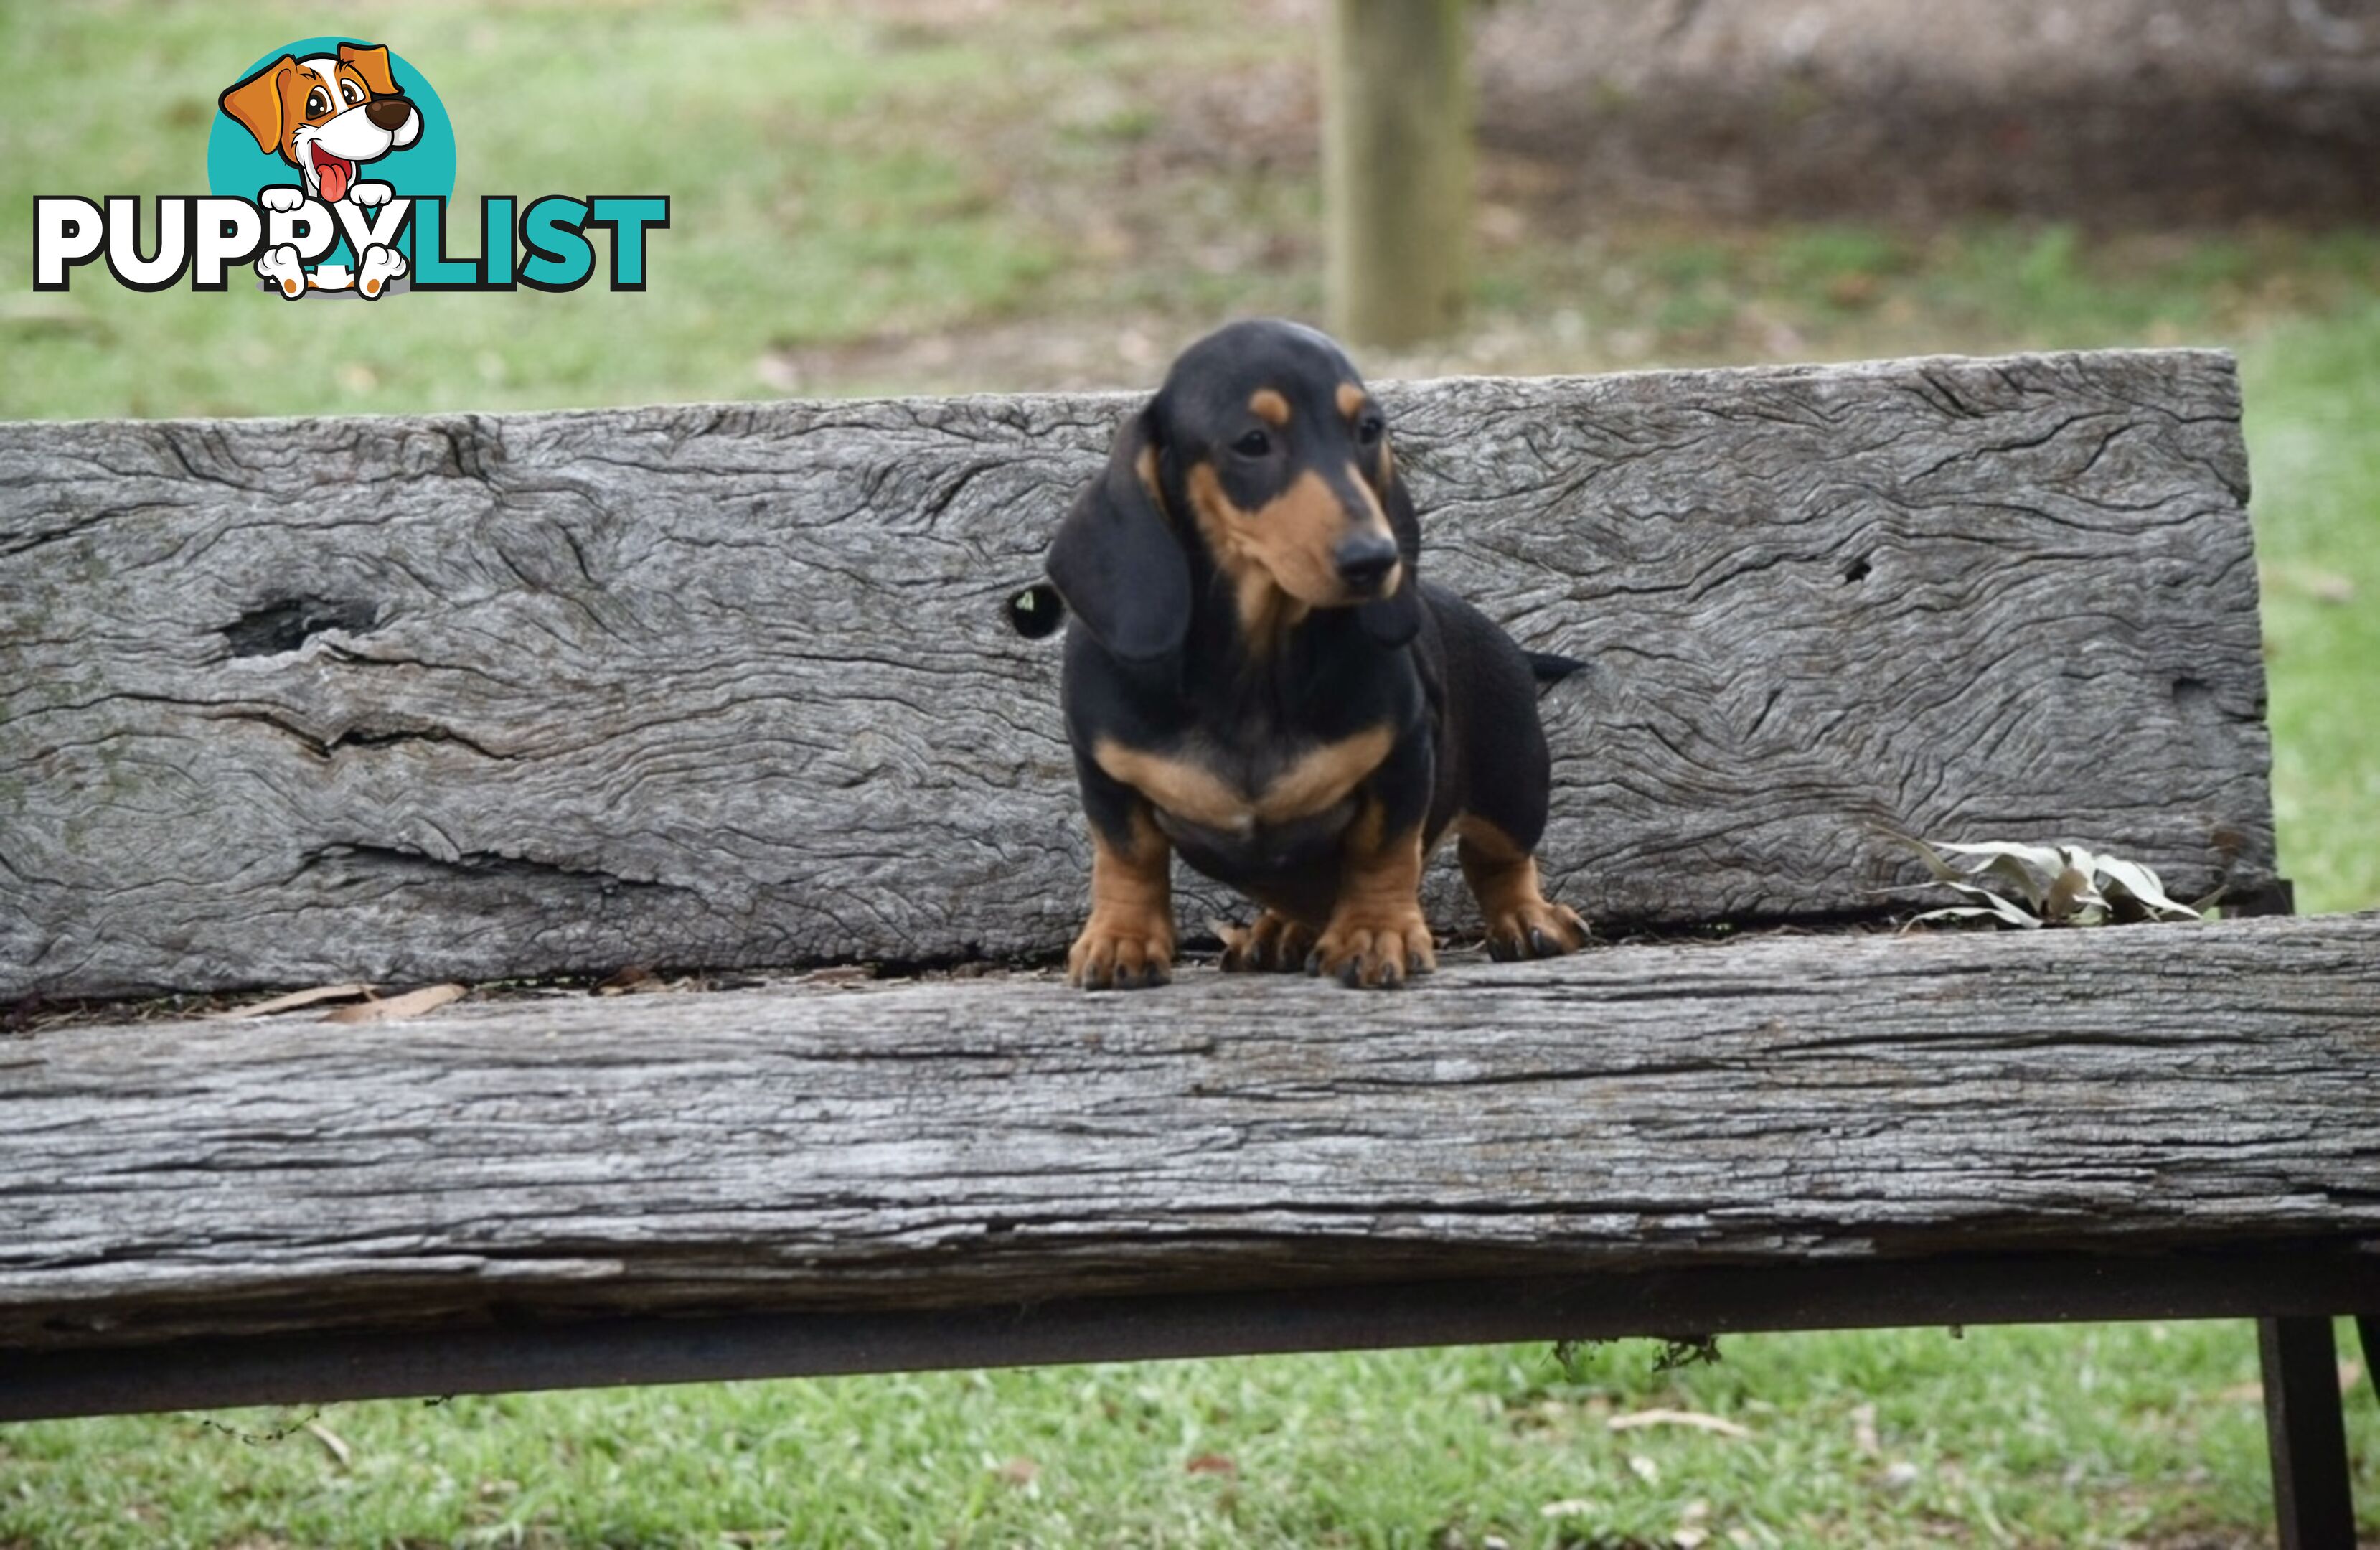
1093;725;1396;833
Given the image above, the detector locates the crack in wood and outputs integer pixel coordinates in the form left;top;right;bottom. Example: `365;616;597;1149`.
220;597;380;658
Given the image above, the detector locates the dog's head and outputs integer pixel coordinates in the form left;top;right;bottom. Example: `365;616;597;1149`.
1048;319;1421;664
218;43;423;204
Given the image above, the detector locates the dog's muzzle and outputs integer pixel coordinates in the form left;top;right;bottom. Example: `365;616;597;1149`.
1334;533;1399;594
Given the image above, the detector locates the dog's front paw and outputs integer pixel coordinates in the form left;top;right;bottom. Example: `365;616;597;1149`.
1308;906;1434;990
357;244;408;299
259;185;307;213
1484;898;1589;962
1067;913;1174;990
350;181;395;209
1218;910;1316;974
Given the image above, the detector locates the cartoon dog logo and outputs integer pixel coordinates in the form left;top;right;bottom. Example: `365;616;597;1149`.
217;43;420;299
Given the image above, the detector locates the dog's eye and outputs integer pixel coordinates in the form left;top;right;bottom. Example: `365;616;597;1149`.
1231;428;1272;459
342;80;363;105
306;88;330;116
1357;414;1385;447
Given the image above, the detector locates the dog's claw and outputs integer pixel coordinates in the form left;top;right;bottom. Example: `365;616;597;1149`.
1309;915;1433;990
1222;911;1315;974
1485;901;1591;963
1067;918;1174;992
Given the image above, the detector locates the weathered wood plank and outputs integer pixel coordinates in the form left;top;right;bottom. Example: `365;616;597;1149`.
4;913;2372;1356
0;351;2273;996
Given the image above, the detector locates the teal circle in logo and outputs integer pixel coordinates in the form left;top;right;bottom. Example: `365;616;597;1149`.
207;37;456;272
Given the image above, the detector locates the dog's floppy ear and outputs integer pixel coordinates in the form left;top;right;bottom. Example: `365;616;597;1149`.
219;57;297;159
1358;456;1424;648
338;42;400;98
1046;404;1188;664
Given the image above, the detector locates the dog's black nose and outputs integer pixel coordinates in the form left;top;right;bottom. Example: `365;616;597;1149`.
1334;533;1399;591
366;96;414;131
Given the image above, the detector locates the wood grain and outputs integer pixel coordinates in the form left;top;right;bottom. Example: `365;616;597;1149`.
3;913;2373;1355
0;351;2273;996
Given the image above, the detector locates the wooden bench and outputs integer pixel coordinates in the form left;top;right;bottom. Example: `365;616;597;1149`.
4;350;2374;1543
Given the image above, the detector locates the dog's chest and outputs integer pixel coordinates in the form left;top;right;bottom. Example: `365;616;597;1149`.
1092;723;1391;848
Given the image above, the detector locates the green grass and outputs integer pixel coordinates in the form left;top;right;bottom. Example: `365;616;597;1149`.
0;3;1067;417
3;2;2377;1544
2239;303;2380;912
4;1323;2370;1548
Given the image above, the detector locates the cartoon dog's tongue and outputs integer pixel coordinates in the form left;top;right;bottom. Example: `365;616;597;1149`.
314;148;354;203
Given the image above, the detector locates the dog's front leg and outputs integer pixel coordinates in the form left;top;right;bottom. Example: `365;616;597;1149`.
1310;734;1435;990
1067;759;1175;990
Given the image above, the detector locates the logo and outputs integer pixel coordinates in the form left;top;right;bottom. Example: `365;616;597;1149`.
31;37;667;299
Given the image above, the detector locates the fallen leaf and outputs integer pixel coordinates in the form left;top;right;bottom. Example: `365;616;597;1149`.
594;965;657;996
303;1419;352;1468
1185;1452;1237;1476
994;1456;1039;1487
1609;1408;1753;1439
324;984;465;1025
1895;833;2200;929
794;965;875;987
1539;1499;1597;1519
220;983;375;1018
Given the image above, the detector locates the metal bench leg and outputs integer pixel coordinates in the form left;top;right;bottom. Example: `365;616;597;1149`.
2260;1316;2356;1549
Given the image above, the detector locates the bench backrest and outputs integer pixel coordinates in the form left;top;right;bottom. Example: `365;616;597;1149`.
0;350;2273;997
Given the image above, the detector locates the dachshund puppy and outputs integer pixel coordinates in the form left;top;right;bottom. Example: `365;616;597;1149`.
1046;319;1588;989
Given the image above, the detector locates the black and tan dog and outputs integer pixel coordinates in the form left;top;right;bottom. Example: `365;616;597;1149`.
1045;318;1589;990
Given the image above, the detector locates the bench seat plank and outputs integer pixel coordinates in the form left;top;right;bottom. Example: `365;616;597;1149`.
7;913;2374;1368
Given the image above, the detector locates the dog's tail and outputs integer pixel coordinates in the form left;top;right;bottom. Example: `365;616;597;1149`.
1526;649;1589;685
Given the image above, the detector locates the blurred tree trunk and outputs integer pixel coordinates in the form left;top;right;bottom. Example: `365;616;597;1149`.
1324;0;1473;348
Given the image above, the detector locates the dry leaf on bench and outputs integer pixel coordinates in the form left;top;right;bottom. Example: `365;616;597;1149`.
219;982;375;1018
324;984;465;1024
594;965;658;996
